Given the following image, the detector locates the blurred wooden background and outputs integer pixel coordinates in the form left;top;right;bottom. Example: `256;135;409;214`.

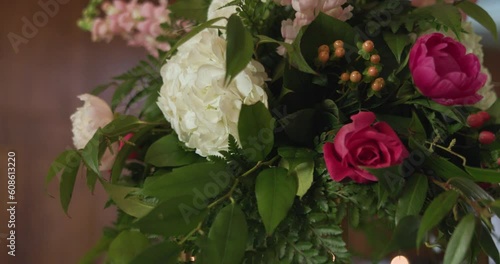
0;1;498;264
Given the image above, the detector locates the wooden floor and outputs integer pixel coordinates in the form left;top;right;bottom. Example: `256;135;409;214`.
0;1;498;264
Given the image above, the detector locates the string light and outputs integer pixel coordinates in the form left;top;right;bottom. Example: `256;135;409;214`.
390;255;409;264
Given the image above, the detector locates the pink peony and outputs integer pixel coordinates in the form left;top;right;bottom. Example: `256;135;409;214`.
323;112;409;184
409;33;487;105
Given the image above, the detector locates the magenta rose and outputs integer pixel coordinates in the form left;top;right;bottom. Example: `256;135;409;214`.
409;33;486;106
323;112;409;184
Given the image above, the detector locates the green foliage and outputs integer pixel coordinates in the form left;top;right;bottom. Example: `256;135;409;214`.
145;134;202;167
207;203;248;264
226;14;254;84
59;153;81;215
106;230;150;264
238;102;275;162
278;147;316;198
457;1;498;40
101;181;153;218
129;241;181;264
395;174;428;225
382;32;409;64
443;214;476;264
256;167;297;235
169;0;210;22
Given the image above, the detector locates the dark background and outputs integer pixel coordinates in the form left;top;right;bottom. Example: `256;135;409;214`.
0;1;498;264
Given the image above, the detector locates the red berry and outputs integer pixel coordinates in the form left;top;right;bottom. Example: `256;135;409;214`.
478;111;491;122
318;51;329;63
362;40;374;52
370;54;381;64
367;66;379;77
340;72;350;82
467;114;484;128
479;131;496;145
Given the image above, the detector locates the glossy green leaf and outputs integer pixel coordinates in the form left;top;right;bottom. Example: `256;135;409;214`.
383;215;421;257
134;195;208;237
195;236;221;264
448;177;493;203
395;174;428;225
466;166;500;183
410;99;466;124
255;167;297;235
101;115;146;138
145;134;202;167
101;181;153;218
256;35;317;75
106;230;150;264
45;150;79;187
457;1;498;40
417;190;460;246
208;204;248;264
383;32;408;63
278;147;316;198
238;102;275;162
80;129;104;175
60;154;81;215
86;167;98;194
169;0;210;22
78;234;114;264
409;111;427;141
443;214;476;264
225;15;254;84
142;161;230;202
478;224;500;264
129;240;181;264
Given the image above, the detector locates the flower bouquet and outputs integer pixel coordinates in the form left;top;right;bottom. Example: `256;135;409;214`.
47;0;500;263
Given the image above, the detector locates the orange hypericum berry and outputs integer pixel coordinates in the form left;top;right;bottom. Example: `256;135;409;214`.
318;51;330;63
371;81;384;92
370;54;381;64
334;48;346;58
318;45;330;53
333;40;344;49
350;71;362;83
340;72;350;82
367;66;379;77
362;40;374;52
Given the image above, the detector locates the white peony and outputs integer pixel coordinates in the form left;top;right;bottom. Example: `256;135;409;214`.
207;0;238;28
70;94;118;171
157;30;268;157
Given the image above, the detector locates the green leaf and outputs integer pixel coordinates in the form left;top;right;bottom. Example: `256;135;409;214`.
256;35;317;75
383;215;421;257
129;240;181;264
487;100;500;123
465;166;500;183
112;79;137;111
477;224;500;264
238;102;275;162
78;234;114;264
208;203;248;264
409;111;427;141
195;236;221;264
457;1;498;40
141;161;230;202
169;0;210;22
443;214;476;264
106;230;150;264
415;3;462;37
45;150;79;187
80;129;104;175
395;174;428;225
447;177;493;203
416;190;460;246
60;154;81;215
86;167;98;194
101;115;146;138
101;181;153;218
278;147;316;198
134;195;208;237
225;14;254;84
145;134;202;167
255;167;297;235
410;99;466;124
382;32;408;63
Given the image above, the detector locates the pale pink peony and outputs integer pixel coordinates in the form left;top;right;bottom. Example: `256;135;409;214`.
409;33;487;105
323;112;409;184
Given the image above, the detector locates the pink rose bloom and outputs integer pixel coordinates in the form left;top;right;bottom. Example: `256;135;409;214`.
409;33;486;105
323;112;409;184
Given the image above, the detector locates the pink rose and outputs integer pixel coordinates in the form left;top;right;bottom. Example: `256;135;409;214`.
409;33;486;106
323;112;409;184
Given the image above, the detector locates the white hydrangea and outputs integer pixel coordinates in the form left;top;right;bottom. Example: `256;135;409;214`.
70;94;118;171
157;30;268;157
207;0;237;28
